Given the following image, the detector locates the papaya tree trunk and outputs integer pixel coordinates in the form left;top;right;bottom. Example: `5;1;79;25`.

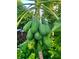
35;0;41;19
35;0;43;59
39;50;43;59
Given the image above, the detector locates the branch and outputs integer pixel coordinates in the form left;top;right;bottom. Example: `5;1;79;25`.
17;6;35;27
17;11;26;20
17;12;27;27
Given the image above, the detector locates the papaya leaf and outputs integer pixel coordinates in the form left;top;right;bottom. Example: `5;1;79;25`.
52;21;61;32
42;4;59;20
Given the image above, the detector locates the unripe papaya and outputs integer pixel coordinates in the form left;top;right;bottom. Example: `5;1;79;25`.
30;19;39;33
45;24;51;34
39;22;51;35
39;23;47;35
34;32;42;40
23;21;32;32
26;29;33;40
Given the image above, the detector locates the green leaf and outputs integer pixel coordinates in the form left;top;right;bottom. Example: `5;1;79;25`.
52;21;61;32
42;4;60;20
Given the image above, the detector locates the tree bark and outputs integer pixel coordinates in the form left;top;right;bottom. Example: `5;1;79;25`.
39;50;43;59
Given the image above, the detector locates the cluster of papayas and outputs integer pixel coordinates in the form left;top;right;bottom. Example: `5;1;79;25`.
23;18;51;40
18;18;52;59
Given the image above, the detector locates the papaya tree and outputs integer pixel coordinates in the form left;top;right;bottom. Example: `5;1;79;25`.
17;0;61;59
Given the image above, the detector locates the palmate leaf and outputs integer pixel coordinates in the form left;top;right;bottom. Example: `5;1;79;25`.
17;12;27;27
41;0;61;25
17;0;26;16
17;6;35;27
17;0;34;28
17;11;26;21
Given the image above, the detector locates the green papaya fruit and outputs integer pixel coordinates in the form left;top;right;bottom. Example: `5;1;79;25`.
26;29;33;40
43;19;51;34
34;32;42;40
23;21;32;32
30;19;39;33
39;22;51;35
39;23;47;35
45;24;51;34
